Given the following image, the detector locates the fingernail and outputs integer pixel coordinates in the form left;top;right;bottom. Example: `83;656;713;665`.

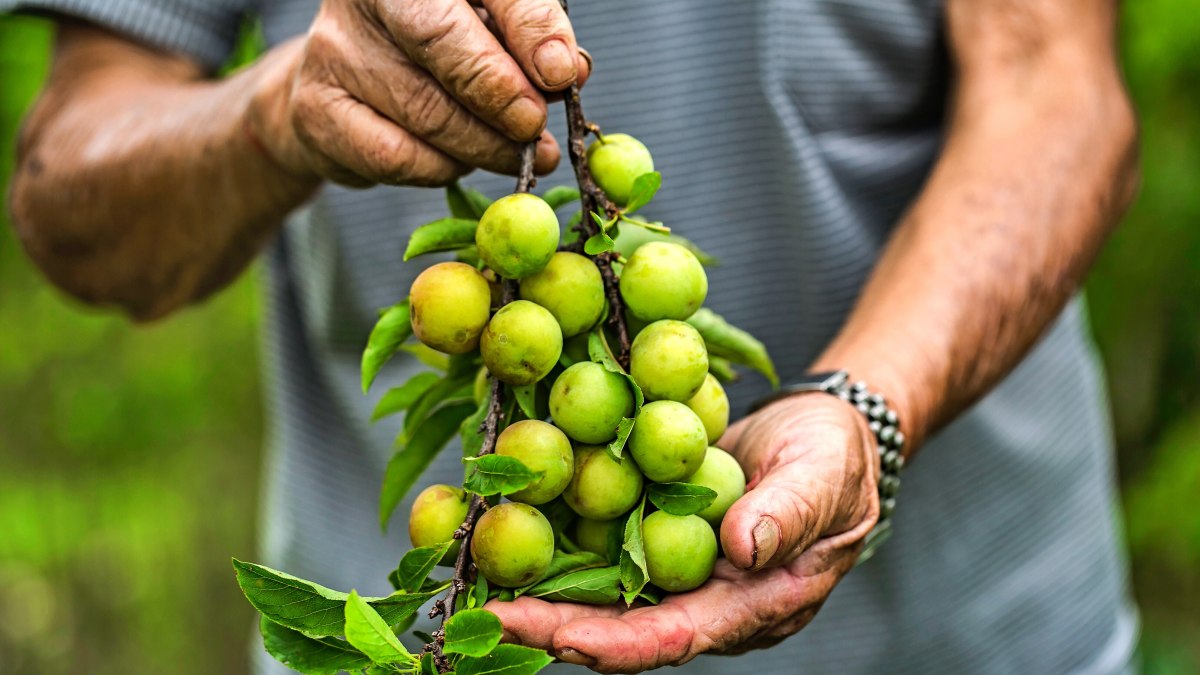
533;39;576;88
751;516;781;570
578;47;593;71
557;647;597;667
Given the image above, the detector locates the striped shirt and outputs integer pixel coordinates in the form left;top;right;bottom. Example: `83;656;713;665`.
2;0;1138;673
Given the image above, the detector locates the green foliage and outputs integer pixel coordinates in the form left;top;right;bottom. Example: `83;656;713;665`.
647;483;718;516
618;497;649;604
259;617;371;675
462;455;540;496
362;301;413;393
343;591;419;667
622;171;662;214
525;566;622;604
380;401;476;529
442;609;504;657
394;544;453;593
686;308;779;388
539;185;581;211
455;644;554;675
403;218;480;261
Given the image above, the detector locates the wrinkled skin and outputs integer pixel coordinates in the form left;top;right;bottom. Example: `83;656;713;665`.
472;502;556;588
409;262;492;354
488;394;877;672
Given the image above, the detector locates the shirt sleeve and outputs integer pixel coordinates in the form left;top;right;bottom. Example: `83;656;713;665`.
0;0;255;71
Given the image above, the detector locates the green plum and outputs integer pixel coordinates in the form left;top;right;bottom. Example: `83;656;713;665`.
409;262;492;354
480;300;563;385
575;517;622;562
408;484;470;565
685;374;729;443
495;420;574;505
549;362;634;443
586;133;654;206
473;367;490;406
563;445;644;520
471;503;555;587
630;320;709;402
686;447;746;526
619;241;707;321
476;193;560;279
628;400;708;482
519;252;605;337
641;511;717;592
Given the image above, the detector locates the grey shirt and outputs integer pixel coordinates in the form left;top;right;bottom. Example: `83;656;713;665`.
4;0;1138;673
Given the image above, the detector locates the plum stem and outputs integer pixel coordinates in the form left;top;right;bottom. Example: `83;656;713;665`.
427;147;530;673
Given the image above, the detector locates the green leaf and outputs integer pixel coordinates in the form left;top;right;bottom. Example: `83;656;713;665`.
404;373;475;442
456;644;554;675
233;560;435;638
584;231;616;255
420;650;438;675
622;172;662;214
686;308;779;388
525;566;622;605
396;542;453;593
362;302;412;394
344;591;417;666
463;455;540;496
604;417;636;461
540;185;581;211
619;214;670;234
618;498;648;604
447;182;492;220
707;355;738;383
260;616;371;675
399;343;450;372
380;401;477;529
646;483;718;516
515;550;609;597
403;218;480;261
443;608;504;657
470;575;489;609
372;372;441;422
637;586;663;605
511;384;539;420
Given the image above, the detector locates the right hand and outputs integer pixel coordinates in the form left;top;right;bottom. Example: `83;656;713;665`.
247;0;589;187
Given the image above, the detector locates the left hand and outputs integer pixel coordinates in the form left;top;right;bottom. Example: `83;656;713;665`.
487;393;880;672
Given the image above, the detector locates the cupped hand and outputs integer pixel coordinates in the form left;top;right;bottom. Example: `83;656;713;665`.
487;393;880;672
247;0;590;187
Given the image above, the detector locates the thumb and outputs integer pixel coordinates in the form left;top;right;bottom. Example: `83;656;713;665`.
719;460;829;571
482;0;590;91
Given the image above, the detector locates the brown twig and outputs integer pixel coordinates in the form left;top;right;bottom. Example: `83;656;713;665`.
427;145;532;672
562;85;633;368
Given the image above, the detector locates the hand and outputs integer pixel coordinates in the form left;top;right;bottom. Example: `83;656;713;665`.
487;393;879;672
246;0;590;187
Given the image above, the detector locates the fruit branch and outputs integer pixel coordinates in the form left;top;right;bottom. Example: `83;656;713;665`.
562;84;633;368
426;147;531;673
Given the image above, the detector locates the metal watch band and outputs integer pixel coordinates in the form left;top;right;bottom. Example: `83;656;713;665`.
747;370;905;565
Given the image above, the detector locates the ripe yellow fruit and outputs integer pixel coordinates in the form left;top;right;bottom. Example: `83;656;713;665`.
471;503;555;587
628;400;708;483
630;320;709;402
408;484;470;565
480;300;563;385
409;262;492;355
685;374;729;444
475;193;560;279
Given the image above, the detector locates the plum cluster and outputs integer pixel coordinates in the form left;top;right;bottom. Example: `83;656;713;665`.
407;135;746;596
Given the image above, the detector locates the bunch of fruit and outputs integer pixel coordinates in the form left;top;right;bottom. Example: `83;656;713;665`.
405;134;757;595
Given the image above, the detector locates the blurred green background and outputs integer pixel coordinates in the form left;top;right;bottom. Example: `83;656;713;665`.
0;4;1197;674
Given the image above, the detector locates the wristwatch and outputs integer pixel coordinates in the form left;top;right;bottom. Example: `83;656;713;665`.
748;370;905;565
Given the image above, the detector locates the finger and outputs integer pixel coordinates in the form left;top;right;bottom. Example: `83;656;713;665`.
719;459;837;571
481;0;584;91
551;561;838;672
328;46;560;174
485;596;622;651
384;0;548;141
291;81;467;187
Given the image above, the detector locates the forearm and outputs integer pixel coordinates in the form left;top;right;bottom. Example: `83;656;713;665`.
811;5;1139;453
9;27;316;320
